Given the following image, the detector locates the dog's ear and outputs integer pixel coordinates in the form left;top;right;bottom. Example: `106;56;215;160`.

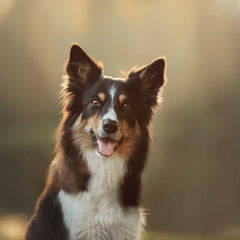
127;58;166;125
128;57;166;106
66;44;103;83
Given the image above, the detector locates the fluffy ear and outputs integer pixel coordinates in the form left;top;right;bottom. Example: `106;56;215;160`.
128;58;166;105
66;44;103;83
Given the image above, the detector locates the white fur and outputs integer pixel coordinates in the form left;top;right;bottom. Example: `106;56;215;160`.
102;84;118;122
99;85;119;137
109;84;117;104
102;108;118;122
58;150;145;240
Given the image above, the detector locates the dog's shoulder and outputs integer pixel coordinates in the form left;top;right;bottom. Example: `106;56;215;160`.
25;186;67;240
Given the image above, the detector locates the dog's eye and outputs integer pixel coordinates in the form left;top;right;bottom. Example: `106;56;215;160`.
123;103;130;110
91;99;101;106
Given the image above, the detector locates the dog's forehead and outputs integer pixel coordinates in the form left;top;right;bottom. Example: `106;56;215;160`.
96;76;126;96
102;76;125;81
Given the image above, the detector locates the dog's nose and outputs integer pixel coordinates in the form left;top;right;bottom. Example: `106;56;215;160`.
102;119;118;134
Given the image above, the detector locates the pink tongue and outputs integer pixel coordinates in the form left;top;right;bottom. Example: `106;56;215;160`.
97;139;116;156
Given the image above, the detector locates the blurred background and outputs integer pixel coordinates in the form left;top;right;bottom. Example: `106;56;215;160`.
0;0;240;239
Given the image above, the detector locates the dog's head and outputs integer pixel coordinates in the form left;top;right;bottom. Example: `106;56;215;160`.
63;44;166;158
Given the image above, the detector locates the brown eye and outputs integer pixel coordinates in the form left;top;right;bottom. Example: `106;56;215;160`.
91;99;101;106
123;103;130;109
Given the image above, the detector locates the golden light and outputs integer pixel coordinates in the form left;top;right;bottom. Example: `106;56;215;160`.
0;214;28;240
0;0;15;23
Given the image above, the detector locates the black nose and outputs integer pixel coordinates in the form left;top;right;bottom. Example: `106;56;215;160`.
102;119;118;134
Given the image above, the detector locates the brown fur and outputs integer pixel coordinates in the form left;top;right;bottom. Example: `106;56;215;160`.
97;92;105;102
119;94;127;104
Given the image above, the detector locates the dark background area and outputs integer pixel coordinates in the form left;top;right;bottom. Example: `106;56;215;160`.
0;0;240;239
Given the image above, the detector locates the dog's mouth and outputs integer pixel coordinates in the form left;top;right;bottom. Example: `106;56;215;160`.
90;129;123;157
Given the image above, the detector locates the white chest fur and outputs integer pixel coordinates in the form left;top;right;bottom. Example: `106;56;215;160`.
58;150;145;240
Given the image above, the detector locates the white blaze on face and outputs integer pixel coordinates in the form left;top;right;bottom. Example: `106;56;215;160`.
101;84;118;128
106;84;118;120
102;108;117;122
97;85;119;157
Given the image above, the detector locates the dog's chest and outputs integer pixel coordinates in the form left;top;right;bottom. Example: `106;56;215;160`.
58;151;144;240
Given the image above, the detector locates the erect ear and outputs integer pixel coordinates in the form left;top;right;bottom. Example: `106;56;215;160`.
66;44;103;83
128;58;166;101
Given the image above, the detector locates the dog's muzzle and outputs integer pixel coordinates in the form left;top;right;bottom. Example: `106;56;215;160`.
90;129;123;157
102;119;118;134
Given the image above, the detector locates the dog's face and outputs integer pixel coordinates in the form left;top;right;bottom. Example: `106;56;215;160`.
76;77;142;158
64;44;166;158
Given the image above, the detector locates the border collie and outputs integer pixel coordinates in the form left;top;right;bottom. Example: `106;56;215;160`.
25;44;166;240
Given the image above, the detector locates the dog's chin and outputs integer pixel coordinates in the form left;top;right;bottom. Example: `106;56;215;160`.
90;130;123;157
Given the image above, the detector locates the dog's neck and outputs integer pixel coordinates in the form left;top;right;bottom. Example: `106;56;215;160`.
57;149;145;240
51;124;149;208
82;149;127;194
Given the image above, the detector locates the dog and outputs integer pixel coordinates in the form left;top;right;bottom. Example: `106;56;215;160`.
25;44;166;240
